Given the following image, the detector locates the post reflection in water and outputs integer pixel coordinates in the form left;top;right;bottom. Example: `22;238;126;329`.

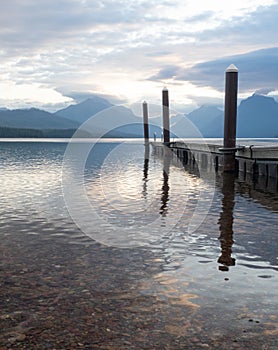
160;147;171;217
218;173;236;271
142;144;150;199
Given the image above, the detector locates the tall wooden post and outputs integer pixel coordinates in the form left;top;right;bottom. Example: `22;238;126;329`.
223;64;238;172
142;101;149;143
162;87;170;144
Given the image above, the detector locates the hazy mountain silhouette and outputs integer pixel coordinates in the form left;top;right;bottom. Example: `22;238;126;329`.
55;97;113;123
55;98;162;137
237;94;278;137
172;94;278;138
0;93;277;138
171;105;223;137
0;108;79;129
73;104;161;138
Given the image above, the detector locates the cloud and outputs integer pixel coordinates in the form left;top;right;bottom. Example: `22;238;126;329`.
145;3;278;91
174;47;278;92
197;4;278;46
0;0;179;52
184;11;214;23
2;1;274;59
0;1;132;57
63;91;126;105
148;65;181;80
1;0;278;109
254;88;275;96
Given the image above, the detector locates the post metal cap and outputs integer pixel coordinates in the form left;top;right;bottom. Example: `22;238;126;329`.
162;86;168;91
226;64;238;73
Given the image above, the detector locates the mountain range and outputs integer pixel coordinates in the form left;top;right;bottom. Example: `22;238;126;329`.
54;96;113;124
0;93;277;138
172;94;278;138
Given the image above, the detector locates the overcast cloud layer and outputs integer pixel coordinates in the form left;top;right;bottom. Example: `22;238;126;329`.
0;0;278;111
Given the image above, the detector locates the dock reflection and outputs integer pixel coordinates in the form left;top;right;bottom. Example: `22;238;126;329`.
218;173;236;271
142;144;150;199
160;147;171;217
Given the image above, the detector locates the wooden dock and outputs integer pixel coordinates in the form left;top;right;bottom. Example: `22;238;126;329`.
151;139;278;181
144;67;277;184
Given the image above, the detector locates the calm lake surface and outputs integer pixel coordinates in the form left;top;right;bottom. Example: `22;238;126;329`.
0;139;277;349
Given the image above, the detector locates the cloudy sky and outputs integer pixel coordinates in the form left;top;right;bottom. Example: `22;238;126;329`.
1;0;278;112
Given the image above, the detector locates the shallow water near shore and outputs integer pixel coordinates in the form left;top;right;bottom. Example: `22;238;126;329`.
0;139;277;349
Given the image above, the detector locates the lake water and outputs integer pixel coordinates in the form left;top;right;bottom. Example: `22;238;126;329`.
0;139;277;349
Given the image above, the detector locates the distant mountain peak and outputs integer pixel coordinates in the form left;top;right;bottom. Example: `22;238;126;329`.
240;93;277;107
55;95;113;124
237;92;278;137
249;92;275;101
198;104;221;111
79;96;112;106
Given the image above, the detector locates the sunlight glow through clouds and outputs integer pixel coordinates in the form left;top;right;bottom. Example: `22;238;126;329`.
0;82;72;107
0;0;278;110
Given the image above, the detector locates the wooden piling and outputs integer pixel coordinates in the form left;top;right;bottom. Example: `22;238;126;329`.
142;101;149;143
223;64;238;172
162;87;170;144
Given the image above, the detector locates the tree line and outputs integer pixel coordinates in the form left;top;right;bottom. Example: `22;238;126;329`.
0;127;91;138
